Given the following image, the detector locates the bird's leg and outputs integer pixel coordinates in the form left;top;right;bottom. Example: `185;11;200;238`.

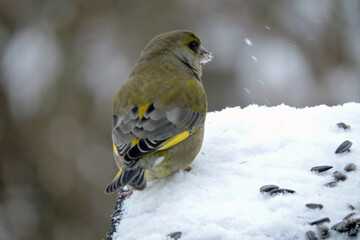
120;185;134;197
184;166;192;172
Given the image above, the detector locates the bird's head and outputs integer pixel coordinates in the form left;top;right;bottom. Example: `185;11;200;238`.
140;30;213;78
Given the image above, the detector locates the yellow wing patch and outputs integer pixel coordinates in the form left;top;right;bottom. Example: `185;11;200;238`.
113;168;123;181
113;138;139;156
138;103;150;119
159;130;190;150
113;143;119;156
131;138;139;147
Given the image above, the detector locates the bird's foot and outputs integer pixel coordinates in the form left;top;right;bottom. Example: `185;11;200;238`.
120;185;134;197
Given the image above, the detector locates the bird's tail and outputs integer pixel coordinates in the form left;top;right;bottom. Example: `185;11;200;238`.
105;166;146;194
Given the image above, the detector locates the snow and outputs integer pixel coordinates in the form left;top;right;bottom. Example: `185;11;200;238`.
244;88;251;95
111;103;360;240
245;38;253;46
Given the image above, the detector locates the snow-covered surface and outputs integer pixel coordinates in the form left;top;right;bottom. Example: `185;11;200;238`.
112;103;360;240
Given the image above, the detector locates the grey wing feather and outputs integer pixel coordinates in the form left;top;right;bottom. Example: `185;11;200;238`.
123;107;138;123
105;166;146;193
112;103;205;166
112;127;136;144
149;108;166;120
166;108;203;129
112;107;139;161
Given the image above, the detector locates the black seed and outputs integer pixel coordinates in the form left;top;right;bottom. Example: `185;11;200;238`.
305;230;318;240
324;181;337;188
333;171;347;181
344;163;356;172
335;140;352;154
167;231;182;240
269;188;296;196
311;166;333;173
310;217;330;225
306;203;324;210
259;184;279;193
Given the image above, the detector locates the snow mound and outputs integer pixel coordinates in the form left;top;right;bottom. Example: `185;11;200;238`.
111;103;360;240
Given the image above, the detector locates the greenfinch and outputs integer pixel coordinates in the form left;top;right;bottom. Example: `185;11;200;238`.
105;30;212;196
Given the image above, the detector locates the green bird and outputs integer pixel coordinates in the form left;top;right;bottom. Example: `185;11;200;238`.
106;30;212;196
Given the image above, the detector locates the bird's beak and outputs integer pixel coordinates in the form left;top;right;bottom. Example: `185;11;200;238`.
199;46;213;65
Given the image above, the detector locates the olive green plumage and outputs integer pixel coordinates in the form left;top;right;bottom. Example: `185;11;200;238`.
106;30;212;195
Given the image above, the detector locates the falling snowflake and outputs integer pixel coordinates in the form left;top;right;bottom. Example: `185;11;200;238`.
244;38;252;46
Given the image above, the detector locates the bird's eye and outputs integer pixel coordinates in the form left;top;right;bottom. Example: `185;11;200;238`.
188;41;199;53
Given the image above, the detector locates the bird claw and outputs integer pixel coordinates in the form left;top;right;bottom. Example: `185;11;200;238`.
120;185;134;197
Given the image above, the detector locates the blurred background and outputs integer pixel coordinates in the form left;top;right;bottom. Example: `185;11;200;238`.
0;0;359;239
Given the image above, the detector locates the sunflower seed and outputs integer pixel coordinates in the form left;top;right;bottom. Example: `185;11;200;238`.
269;188;296;196
335;140;352;154
305;230;318;240
331;219;357;233
344;163;356;172
331;221;349;232
259;184;279;193
348;226;359;237
346;218;358;229
348;204;355;210
324;181;337;188
337;122;351;130
310;217;330;225
167;231;182;240
317;225;330;239
333;171;347;181
311;166;333;173
306;203;324;210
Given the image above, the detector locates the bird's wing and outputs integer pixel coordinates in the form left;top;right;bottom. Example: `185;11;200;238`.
112;102;206;167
